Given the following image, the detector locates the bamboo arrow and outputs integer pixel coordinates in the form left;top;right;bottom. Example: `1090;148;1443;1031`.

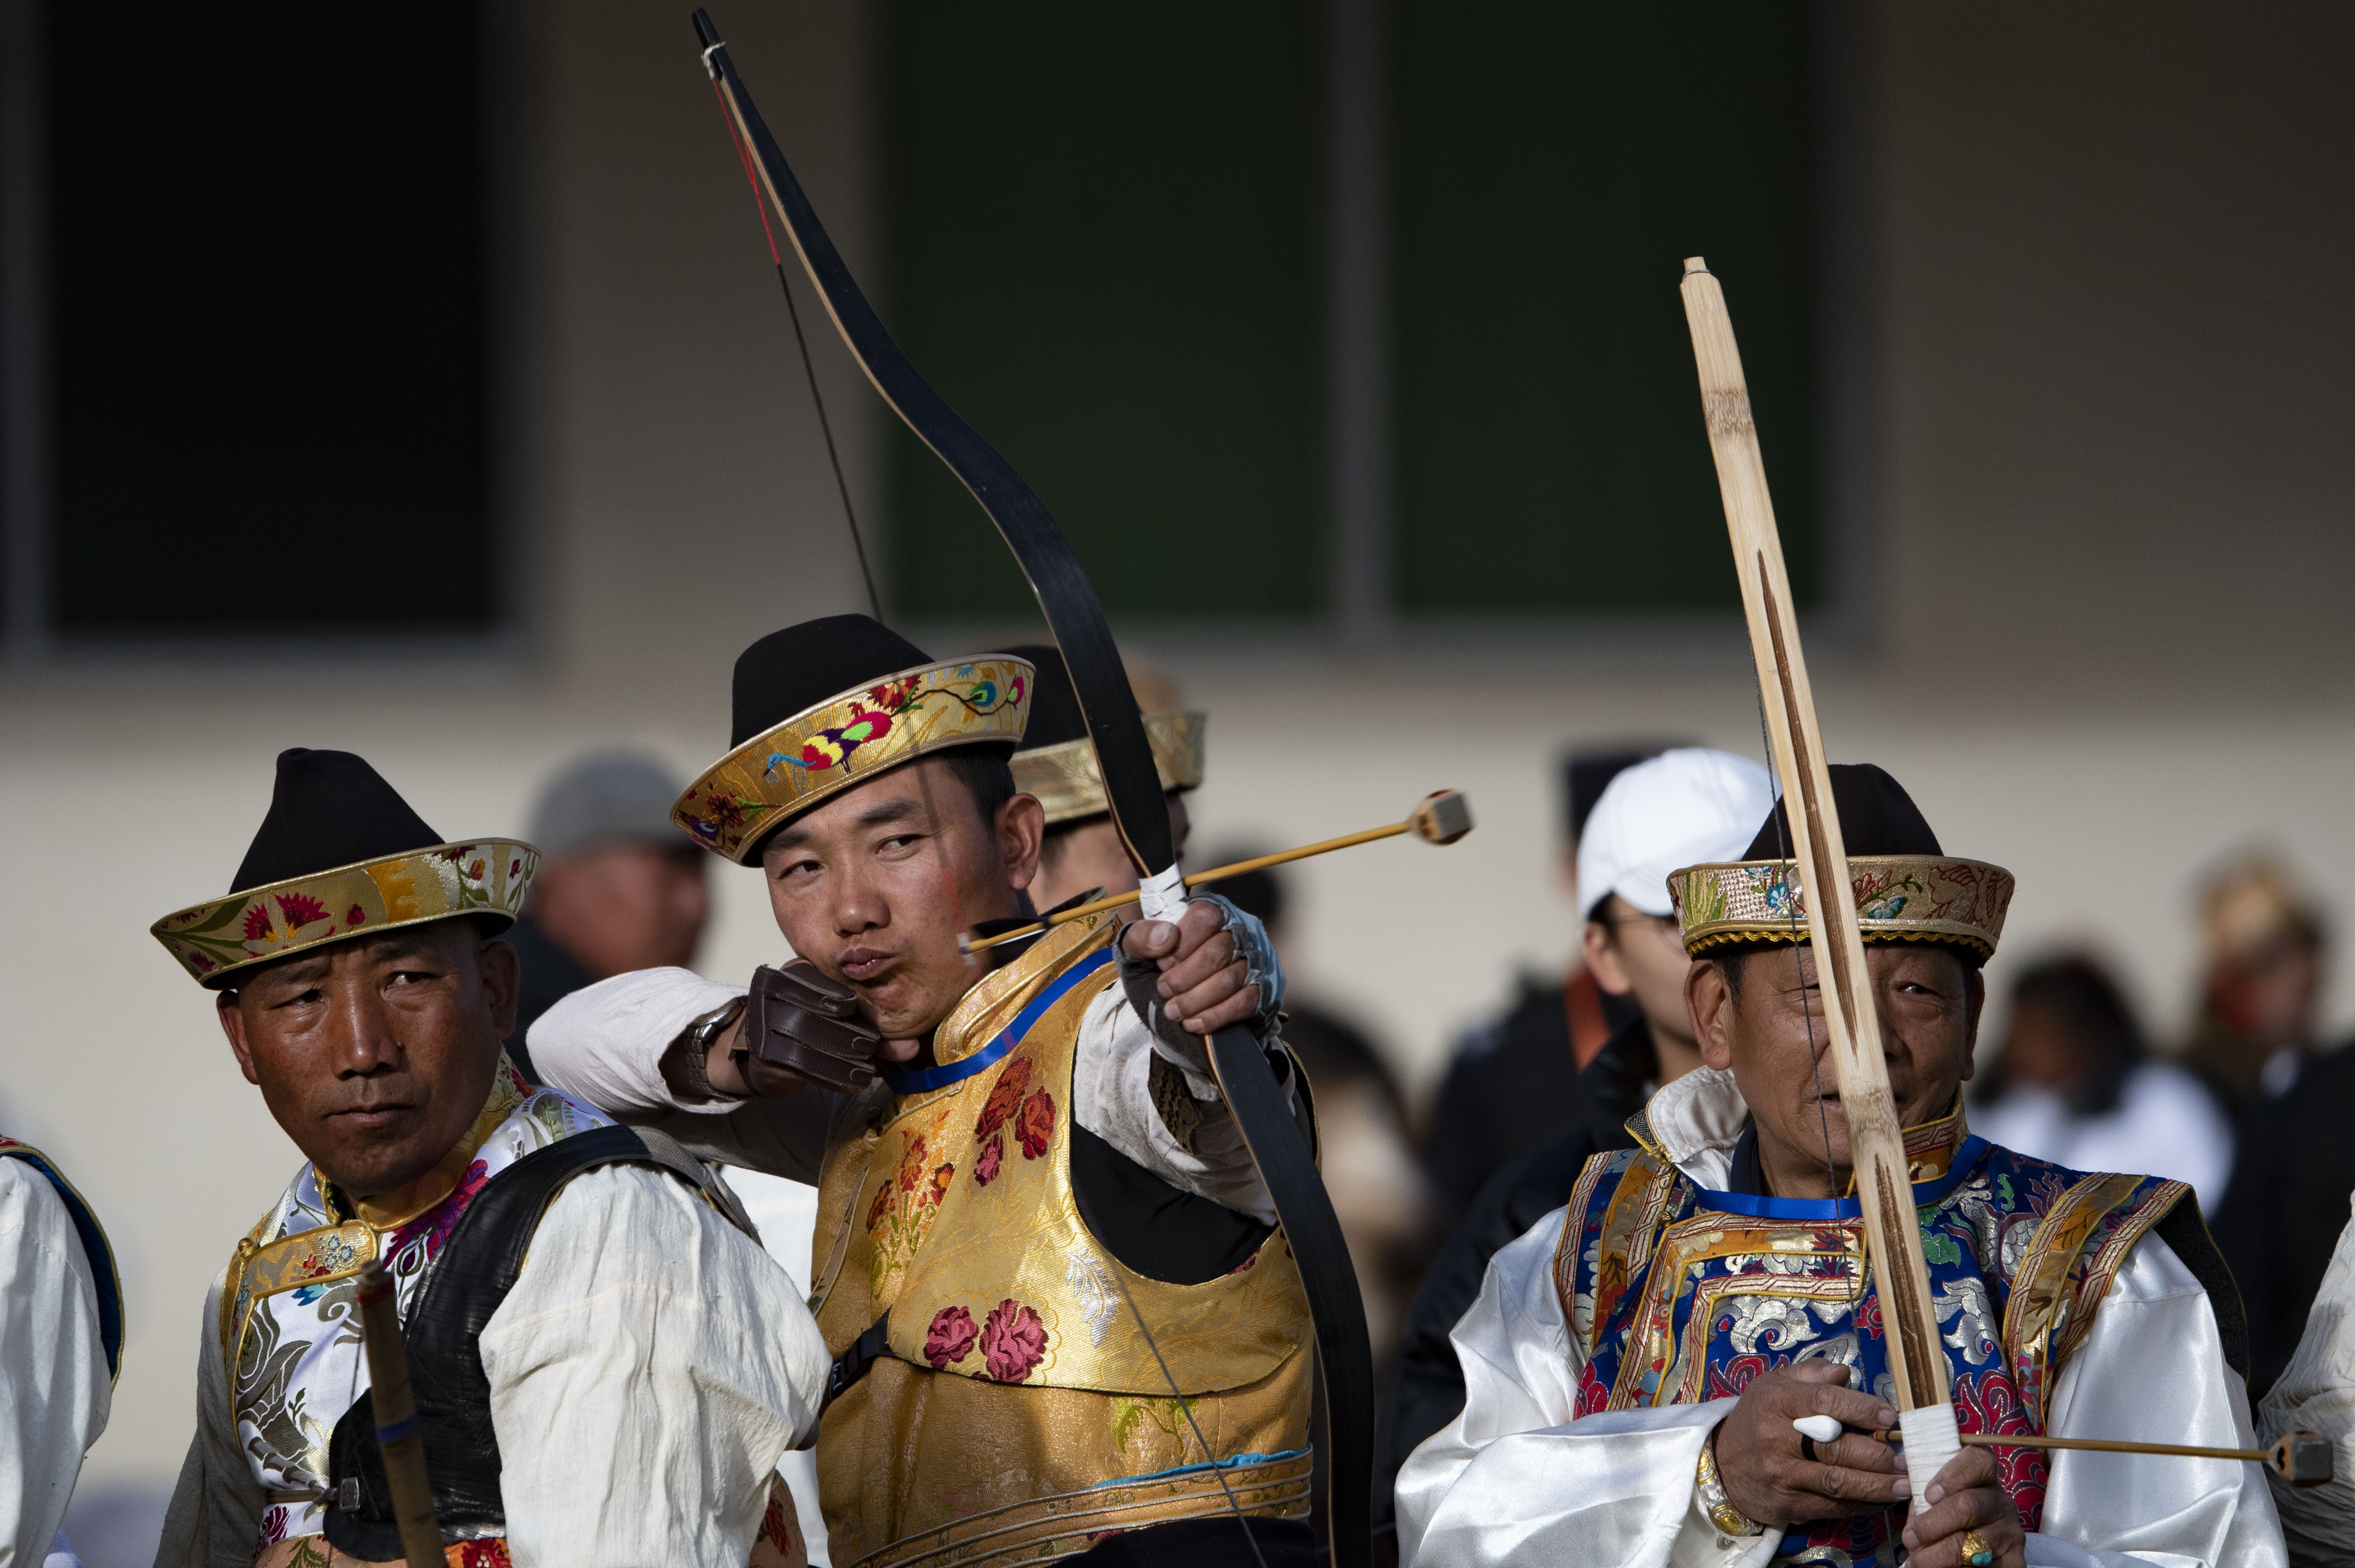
965;790;1473;954
1862;1424;2335;1488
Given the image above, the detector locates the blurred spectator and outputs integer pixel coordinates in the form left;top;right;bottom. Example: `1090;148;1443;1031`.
2218;1040;2355;1398
1373;748;1769;1559
2183;852;2326;1113
1216;855;1430;1387
506;750;710;1077
1969;954;2234;1211
1418;745;1677;1219
2256;1190;2355;1562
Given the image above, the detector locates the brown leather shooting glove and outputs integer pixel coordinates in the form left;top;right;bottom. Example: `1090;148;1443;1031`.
737;960;885;1095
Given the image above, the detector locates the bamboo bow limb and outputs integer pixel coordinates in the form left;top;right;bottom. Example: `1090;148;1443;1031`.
1681;259;1955;1498
964;790;1473;954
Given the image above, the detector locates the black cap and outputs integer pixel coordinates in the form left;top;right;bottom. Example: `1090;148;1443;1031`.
995;642;1087;750
231;750;445;892
731;614;936;747
1741;763;1942;860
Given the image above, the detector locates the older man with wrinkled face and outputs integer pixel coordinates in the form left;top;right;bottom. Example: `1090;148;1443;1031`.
1398;765;2284;1568
151;748;825;1568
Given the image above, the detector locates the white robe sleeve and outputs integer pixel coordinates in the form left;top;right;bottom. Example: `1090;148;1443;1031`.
2256;1195;2355;1562
527;969;839;1184
532;967;1287;1217
484;1163;829;1568
0;1162;110;1568
1395;1207;1755;1568
2034;1233;2285;1565
1068;985;1291;1224
1397;1219;2286;1568
153;1268;263;1568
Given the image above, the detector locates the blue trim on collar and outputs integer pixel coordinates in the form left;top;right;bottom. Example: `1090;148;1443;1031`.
1;1148;123;1377
881;944;1117;1095
1691;1134;1990;1220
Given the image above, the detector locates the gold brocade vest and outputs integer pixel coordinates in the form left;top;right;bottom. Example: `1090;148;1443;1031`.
810;913;1315;1568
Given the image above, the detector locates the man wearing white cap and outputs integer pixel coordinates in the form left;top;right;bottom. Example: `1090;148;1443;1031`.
1575;749;1778;1090
1375;749;1772;1552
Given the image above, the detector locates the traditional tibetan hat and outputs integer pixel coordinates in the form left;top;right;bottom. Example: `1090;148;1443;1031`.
1669;763;2014;960
150;749;536;988
997;643;1204;828
673;615;1032;864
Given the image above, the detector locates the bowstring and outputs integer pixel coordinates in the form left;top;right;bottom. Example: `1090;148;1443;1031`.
709;75;973;969
1110;1265;1272;1568
710;78;884;624
1751;684;1857;1316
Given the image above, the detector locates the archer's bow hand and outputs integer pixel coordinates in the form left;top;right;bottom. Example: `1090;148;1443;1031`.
1115;894;1285;1049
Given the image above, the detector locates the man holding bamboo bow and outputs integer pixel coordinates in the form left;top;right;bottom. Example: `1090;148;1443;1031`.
528;614;1320;1568
1396;766;2282;1567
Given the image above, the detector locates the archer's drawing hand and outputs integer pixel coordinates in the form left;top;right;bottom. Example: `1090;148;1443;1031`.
1716;1363;1906;1524
1117;898;1262;1037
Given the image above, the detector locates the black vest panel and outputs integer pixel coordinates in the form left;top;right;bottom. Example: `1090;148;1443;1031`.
324;1124;752;1557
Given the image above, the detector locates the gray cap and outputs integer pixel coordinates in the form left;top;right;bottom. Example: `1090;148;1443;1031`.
528;749;689;860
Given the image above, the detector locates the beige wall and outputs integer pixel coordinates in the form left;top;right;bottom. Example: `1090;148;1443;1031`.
9;0;2355;1499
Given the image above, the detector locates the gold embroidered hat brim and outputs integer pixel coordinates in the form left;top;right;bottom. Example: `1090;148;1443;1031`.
1011;709;1205;826
152;840;539;989
674;655;1033;864
1668;854;2015;960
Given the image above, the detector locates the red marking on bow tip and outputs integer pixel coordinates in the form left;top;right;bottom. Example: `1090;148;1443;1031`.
710;80;783;268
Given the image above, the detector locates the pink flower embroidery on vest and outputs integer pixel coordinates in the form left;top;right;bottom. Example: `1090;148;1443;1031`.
1015;1089;1056;1159
980;1298;1047;1381
925;1304;978;1368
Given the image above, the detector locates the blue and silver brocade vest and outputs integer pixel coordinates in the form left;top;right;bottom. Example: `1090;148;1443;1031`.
1553;1099;2186;1565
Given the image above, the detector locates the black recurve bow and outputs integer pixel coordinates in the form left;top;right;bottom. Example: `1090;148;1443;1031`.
690;13;1375;1565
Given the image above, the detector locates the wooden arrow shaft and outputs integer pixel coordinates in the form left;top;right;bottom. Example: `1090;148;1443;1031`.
966;821;1411;954
1681;258;1950;1419
1873;1429;2264;1463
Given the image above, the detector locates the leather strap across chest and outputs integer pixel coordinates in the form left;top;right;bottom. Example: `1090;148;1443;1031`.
324;1125;756;1558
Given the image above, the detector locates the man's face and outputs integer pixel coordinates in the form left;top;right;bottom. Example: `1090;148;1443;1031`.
216;923;519;1199
759;758;1044;1044
1690;943;1983;1192
1030;791;1192;915
530;841;710;979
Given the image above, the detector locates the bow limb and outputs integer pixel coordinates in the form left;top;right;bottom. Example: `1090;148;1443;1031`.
1681;258;1955;1512
691;13;1374;1563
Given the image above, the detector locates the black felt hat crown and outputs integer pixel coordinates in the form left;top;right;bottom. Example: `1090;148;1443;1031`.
1740;763;1944;860
731;615;938;748
150;749;537;988
232;749;445;890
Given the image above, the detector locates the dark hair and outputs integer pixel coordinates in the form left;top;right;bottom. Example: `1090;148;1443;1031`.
1716;938;1984;1003
940;747;1017;830
1981;954;2145;1117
